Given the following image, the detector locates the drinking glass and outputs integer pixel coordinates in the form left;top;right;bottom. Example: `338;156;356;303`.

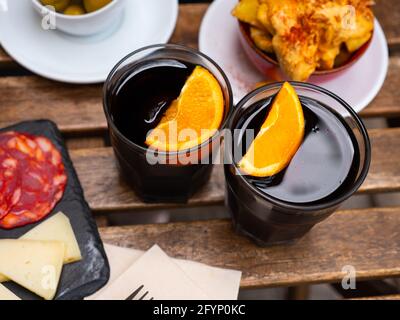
224;82;371;246
104;44;233;203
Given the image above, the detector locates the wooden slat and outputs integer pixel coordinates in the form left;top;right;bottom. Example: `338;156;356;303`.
0;76;105;133
0;4;399;129
375;0;400;48
65;136;106;150
0;4;209;134
363;128;400;193
170;3;208;49
0;55;399;134
95;216;110;228
0;47;14;68
100;207;400;288
0;0;399;65
0;47;9;63
72;148;225;212
71;128;400;212
361;55;400;118
351;294;400;300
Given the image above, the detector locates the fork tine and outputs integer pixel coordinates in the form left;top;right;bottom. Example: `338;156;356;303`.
138;291;149;300
125;285;144;300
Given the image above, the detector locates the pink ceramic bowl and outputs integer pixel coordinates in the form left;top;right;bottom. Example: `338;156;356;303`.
238;21;372;80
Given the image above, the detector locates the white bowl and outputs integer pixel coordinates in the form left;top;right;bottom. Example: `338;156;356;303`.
31;0;126;36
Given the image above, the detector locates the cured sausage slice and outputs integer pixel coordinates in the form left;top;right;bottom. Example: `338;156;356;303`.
0;154;20;219
0;132;67;229
0;132;22;219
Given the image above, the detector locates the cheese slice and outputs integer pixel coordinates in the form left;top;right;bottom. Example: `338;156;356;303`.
0;240;65;300
0;212;82;283
0;283;21;300
20;212;82;264
0;274;7;283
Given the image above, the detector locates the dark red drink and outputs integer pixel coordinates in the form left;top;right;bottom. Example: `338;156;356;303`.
104;45;233;203
225;83;371;246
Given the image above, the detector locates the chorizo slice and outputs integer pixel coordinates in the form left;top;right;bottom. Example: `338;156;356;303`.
0;132;67;229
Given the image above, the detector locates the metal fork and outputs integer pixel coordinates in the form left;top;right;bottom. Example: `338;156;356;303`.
125;285;154;300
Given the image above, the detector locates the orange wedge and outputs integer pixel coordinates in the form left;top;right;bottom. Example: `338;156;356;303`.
145;66;224;151
238;82;305;177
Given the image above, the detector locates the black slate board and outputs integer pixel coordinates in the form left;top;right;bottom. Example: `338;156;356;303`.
0;120;110;300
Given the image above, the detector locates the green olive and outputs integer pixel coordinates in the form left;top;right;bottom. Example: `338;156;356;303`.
40;0;71;12
63;4;85;15
83;0;112;13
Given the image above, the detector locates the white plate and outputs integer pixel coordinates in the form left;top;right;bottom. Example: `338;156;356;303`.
0;0;178;83
199;0;389;113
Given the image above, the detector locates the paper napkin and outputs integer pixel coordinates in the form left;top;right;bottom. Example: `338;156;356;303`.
91;245;208;300
88;244;241;300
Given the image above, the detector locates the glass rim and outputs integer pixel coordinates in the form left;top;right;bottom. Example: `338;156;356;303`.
103;43;233;156
227;81;372;212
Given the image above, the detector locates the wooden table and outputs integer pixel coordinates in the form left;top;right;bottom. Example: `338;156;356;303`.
1;0;400;299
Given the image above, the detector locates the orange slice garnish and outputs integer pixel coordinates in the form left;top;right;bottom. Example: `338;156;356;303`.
238;82;305;177
145;66;224;151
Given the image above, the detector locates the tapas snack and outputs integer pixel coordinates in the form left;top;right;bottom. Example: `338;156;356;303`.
0;212;81;300
0;132;67;229
0;120;109;300
232;0;375;81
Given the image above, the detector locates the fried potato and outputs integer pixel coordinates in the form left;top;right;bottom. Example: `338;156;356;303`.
232;0;375;81
345;32;372;52
344;10;374;52
273;30;319;81
257;3;274;34
232;0;263;29
318;46;341;70
250;27;274;53
263;0;298;36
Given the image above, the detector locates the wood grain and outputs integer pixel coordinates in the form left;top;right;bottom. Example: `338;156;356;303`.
352;294;400;300
362;128;400;193
70;128;400;212
0;76;105;133
0;55;399;133
65;136;106;150
0;0;399;65
95;216;110;228
71;147;225;212
0;2;399;131
170;4;209;49
375;0;400;48
0;47;13;68
0;2;398;289
100;207;400;288
361;55;400;118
